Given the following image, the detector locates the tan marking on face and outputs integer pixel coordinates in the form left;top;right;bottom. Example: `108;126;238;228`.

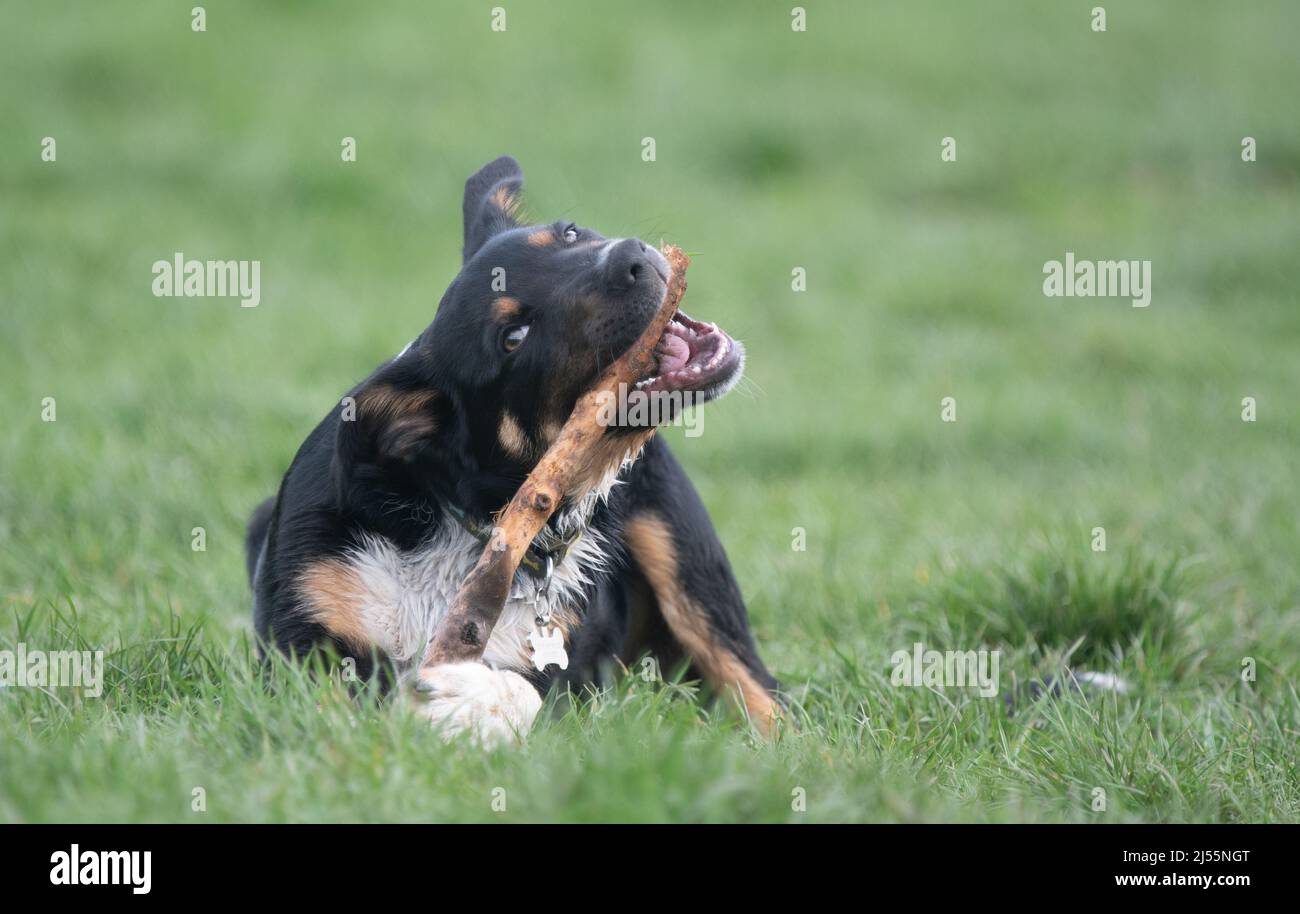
539;419;564;448
498;411;532;459
527;229;555;247
297;559;371;651
492;296;522;323
624;514;781;736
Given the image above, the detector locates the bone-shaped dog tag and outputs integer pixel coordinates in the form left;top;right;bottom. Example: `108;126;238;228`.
528;624;569;671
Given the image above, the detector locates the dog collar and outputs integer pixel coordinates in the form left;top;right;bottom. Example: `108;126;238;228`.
436;495;584;579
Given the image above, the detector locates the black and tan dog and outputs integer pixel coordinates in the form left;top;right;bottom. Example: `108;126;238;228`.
246;156;779;745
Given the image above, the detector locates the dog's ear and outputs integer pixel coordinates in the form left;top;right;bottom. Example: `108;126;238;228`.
462;155;524;263
333;376;447;505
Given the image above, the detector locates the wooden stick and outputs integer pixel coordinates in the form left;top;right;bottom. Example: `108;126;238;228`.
419;245;691;669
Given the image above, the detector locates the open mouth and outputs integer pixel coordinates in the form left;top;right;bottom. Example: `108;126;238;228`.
636;310;743;397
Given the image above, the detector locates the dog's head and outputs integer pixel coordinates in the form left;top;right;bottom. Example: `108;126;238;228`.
439;156;744;438
337;157;744;517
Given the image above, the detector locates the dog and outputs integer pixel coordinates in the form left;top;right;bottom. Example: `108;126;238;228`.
246;156;780;746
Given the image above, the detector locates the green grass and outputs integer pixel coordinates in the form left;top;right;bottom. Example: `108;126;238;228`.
2;0;1299;822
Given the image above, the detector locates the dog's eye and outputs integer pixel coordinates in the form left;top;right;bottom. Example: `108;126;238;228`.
562;224;579;243
502;324;529;352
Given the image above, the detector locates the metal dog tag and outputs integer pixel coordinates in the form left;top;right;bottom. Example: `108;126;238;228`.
528;622;569;671
527;559;568;671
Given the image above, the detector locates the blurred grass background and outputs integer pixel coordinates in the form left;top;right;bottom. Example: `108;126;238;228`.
1;0;1298;822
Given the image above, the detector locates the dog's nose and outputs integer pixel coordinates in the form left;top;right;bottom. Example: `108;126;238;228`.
603;238;667;291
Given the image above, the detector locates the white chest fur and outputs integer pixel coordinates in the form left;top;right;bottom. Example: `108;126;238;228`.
332;510;613;671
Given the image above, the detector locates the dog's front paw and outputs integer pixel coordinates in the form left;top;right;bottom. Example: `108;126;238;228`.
411;662;542;748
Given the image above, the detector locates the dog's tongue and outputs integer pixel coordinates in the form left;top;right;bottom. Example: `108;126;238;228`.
655;329;691;374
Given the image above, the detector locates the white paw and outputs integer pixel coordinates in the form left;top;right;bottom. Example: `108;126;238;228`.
411;662;542;748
